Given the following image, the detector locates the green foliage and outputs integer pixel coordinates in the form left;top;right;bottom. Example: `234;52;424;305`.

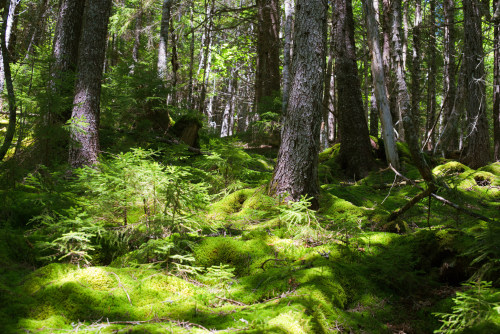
434;281;500;334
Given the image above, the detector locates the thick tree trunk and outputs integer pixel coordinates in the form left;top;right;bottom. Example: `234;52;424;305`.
363;0;400;170
157;0;173;81
0;0;17;162
334;0;376;178
461;0;490;168
494;0;500;161
69;0;112;168
51;0;85;121
269;0;327;208
282;0;294;116
255;0;280;110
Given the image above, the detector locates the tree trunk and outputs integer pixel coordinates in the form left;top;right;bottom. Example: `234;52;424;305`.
494;0;500;161
410;0;422;140
369;90;379;137
0;0;17;94
221;68;238;137
255;0;280;110
461;0;490;168
334;0;376;178
188;4;195;109
282;0;294;116
424;0;437;150
170;16;179;105
321;14;334;150
69;0;112;168
157;0;173;82
269;0;327;209
130;5;142;74
0;0;17;162
391;0;433;183
363;0;400;170
441;0;458;154
198;0;214;114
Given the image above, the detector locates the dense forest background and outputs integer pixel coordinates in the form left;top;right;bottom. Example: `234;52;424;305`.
0;0;499;333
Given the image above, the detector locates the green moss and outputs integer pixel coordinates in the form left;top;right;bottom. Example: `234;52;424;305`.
319;144;340;163
478;162;500;176
433;161;471;176
193;237;273;276
268;310;311;333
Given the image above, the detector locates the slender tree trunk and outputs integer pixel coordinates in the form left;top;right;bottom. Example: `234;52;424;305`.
69;0;112;168
424;0;437;150
0;0;17;94
170;16;179;105
255;0;280;112
494;0;500;161
410;0;422;139
269;0;327;209
188;4;195;109
391;0;433;182
402;0;408;70
130;5;142;74
282;0;294;115
321;15;334;150
369;89;379;137
0;0;17;162
441;0;457;154
334;0;376;178
198;0;214;114
461;0;490;168
157;0;173;81
363;0;400;169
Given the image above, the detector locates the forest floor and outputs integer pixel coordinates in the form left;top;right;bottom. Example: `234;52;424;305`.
0;140;499;333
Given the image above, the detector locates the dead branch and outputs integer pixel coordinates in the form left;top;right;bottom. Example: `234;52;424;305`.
107;272;132;305
215;296;247;306
387;164;497;224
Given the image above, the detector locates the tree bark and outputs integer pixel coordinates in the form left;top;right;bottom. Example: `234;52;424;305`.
440;0;458;155
494;0;500;161
461;0;490;168
157;0;173;82
269;0;327;209
282;0;294;116
69;0;112;168
255;0;280;110
334;0;376;178
424;0;437;150
363;0;400;170
0;0;17;162
410;0;422;140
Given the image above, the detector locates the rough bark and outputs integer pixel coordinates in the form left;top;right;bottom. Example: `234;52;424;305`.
461;0;490;168
369;90;379;137
69;0;112;168
363;0;400;170
334;0;376;178
198;0;214;114
221;68;238;137
269;0;327;208
424;0;437;150
441;0;458;154
0;0;17;162
157;0;173;81
0;0;16;94
282;0;294;115
410;0;422;140
255;0;280;109
494;0;500;161
170;17;179;105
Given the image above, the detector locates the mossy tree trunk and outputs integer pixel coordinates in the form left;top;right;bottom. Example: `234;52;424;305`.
269;0;327;209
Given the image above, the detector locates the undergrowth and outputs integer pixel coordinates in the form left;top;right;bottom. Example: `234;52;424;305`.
0;141;499;333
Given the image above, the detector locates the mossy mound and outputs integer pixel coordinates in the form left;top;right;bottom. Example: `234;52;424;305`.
193;236;273;276
478;161;500;176
206;188;276;223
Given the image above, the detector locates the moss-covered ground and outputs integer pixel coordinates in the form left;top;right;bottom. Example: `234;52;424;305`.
1;144;499;333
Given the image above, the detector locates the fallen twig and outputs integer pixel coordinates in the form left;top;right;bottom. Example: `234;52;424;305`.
107;272;132;305
215;296;247;306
